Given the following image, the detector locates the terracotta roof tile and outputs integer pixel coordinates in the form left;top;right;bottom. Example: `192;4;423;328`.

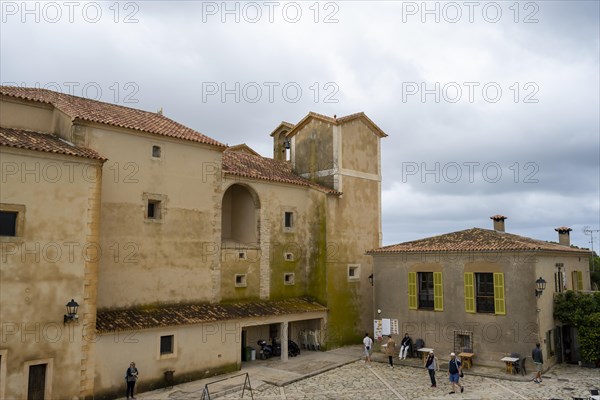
0;127;105;161
96;297;327;332
1;86;226;148
367;228;591;255
223;151;341;195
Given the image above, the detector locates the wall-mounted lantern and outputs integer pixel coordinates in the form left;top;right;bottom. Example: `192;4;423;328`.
368;274;374;286
64;299;79;324
535;277;547;297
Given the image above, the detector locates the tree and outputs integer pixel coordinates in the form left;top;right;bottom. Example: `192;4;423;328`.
578;313;600;366
554;291;600;365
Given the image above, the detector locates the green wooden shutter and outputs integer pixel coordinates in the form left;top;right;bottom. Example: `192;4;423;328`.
408;272;417;310
577;271;583;291
434;272;443;311
464;272;475;313
493;272;506;315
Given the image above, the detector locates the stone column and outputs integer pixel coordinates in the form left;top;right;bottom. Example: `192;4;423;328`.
281;321;289;361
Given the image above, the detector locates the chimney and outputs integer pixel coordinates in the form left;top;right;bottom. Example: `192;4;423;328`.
490;215;507;232
555;227;572;246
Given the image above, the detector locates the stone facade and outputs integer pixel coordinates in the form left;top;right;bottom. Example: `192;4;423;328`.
0;87;385;399
368;217;591;370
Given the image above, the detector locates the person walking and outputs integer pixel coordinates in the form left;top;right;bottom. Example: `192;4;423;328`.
363;333;373;364
399;333;412;360
425;350;439;388
448;352;464;394
125;361;139;399
532;343;544;383
385;335;396;368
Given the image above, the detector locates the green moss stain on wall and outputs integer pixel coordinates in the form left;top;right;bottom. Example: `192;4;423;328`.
269;251;304;300
307;198;327;305
325;259;361;348
220;255;261;302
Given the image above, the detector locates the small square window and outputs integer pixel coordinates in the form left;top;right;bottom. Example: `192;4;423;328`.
235;274;247;287
152;145;162;158
284;252;294;261
348;264;360;281
0;211;17;236
160;335;174;355
284;212;293;228
143;193;167;222
0;204;25;240
147;200;161;219
284;273;295;285
238;251;247;260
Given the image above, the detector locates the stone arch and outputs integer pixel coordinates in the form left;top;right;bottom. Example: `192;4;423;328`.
221;183;260;246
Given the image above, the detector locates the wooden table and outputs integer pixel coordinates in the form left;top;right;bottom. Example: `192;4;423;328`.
500;356;519;374
417;348;434;363
458;352;474;369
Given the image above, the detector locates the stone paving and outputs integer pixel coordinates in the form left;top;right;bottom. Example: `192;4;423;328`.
130;347;600;400
215;361;599;400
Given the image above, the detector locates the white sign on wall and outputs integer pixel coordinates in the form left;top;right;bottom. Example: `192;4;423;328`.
382;318;391;335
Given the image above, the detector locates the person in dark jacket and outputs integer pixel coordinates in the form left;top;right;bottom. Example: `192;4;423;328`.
125;362;139;399
425;350;439;387
448;353;463;394
399;333;412;360
532;343;544;383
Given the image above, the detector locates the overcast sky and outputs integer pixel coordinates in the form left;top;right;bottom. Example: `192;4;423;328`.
1;1;599;250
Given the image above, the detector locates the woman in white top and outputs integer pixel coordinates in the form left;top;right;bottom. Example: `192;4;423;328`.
363;333;373;363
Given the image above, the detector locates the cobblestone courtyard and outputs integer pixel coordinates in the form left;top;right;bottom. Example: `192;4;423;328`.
213;361;598;400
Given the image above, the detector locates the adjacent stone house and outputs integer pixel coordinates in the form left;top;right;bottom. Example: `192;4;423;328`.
367;216;591;370
0;86;385;399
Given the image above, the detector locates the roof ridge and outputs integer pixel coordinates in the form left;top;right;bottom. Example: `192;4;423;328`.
1;86;226;148
1;85;162;116
368;226;591;254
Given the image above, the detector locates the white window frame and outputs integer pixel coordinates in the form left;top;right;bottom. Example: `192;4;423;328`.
143;193;167;223
282;207;297;233
23;358;53;400
235;274;248;287
348;264;361;281
284;272;295;285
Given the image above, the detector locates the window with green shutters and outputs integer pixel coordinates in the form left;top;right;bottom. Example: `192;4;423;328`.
408;272;417;309
464;272;475;313
464;272;505;315
433;272;444;311
493;272;506;315
408;271;443;311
